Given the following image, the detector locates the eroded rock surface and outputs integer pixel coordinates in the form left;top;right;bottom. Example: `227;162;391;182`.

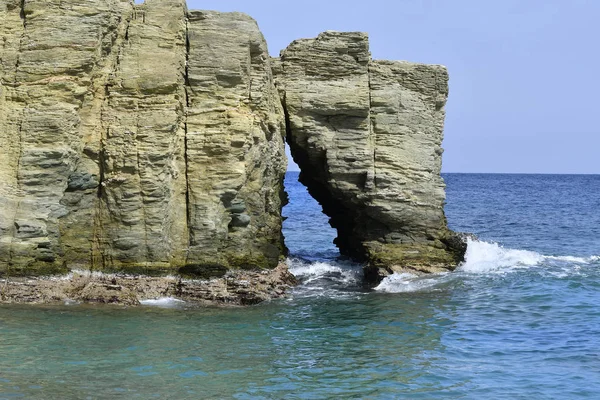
274;32;466;279
184;11;287;272
1;0;463;299
0;0;286;278
0;262;297;306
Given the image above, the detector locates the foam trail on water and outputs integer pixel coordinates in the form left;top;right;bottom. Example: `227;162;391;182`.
375;273;446;293
140;298;185;307
544;255;600;264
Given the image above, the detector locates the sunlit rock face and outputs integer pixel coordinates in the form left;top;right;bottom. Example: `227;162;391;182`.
0;0;463;282
273;32;466;280
0;0;286;277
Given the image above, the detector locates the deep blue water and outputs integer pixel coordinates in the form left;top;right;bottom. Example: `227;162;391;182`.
1;173;599;399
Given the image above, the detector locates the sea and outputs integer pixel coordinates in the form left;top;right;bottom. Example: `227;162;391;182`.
1;172;599;399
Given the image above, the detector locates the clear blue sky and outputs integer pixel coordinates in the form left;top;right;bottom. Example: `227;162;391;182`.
183;0;599;174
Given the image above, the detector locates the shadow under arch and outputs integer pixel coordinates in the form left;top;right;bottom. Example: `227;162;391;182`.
282;166;339;262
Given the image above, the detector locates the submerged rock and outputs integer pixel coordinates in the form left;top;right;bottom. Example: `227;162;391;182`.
274;32;466;279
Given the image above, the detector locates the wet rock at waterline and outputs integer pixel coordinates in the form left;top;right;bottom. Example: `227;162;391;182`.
0;262;297;306
0;0;464;304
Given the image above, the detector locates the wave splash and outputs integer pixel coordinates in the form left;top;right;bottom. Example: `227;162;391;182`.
459;239;543;273
375;239;599;293
286;240;598;296
289;258;362;284
287;257;364;298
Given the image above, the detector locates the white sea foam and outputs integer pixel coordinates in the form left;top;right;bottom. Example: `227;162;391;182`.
287;257;365;299
374;239;543;293
458;239;544;273
544;255;600;264
140;297;185;307
298;238;597;294
288;258;363;285
375;273;445;293
375;238;600;293
459;240;599;270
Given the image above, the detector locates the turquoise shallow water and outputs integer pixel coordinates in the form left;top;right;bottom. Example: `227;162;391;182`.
1;173;600;399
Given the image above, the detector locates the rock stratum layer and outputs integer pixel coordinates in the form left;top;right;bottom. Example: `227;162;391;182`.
273;32;465;278
0;0;286;279
0;0;465;302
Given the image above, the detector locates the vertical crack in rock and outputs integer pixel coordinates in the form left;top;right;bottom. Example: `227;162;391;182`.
183;14;192;263
90;7;135;272
12;0;26;84
2;0;28;273
124;19;130;42
19;0;26;26
134;118;150;261
367;64;377;189
8;119;25;270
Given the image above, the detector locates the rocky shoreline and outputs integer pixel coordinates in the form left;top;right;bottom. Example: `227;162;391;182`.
0;262;297;306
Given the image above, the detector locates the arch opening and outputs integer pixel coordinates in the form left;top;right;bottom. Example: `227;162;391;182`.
281;143;339;262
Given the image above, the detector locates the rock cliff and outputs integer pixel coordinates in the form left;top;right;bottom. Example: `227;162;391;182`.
273;32;465;279
0;0;286;278
0;0;465;303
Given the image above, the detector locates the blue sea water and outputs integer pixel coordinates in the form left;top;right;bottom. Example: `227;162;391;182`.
1;172;599;399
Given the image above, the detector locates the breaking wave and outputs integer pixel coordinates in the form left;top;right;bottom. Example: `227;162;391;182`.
375;239;599;293
458;239;543;273
288;258;363;285
287;257;364;298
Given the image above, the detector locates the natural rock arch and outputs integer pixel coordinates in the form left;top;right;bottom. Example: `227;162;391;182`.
274;32;466;281
0;0;464;284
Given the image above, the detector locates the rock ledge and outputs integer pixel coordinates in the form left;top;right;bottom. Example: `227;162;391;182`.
0;262;296;306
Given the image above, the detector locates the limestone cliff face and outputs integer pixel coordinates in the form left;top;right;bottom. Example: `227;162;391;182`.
184;11;287;274
1;1;463;282
0;0;286;277
273;32;465;278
